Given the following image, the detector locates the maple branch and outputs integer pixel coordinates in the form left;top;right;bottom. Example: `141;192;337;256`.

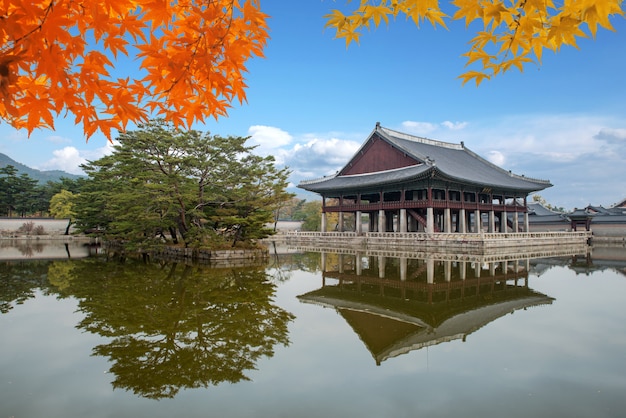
0;0;55;56
163;0;236;96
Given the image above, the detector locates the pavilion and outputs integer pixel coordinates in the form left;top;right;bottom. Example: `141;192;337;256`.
298;123;552;235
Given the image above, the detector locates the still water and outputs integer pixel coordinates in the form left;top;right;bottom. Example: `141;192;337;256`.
1;240;625;418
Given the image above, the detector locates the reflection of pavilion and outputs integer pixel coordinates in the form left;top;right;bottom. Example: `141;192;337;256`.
298;250;559;365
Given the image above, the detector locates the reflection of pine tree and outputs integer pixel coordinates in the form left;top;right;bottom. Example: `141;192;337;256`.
0;260;51;313
58;257;294;399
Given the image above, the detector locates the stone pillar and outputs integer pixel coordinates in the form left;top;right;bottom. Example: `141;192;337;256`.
474;209;481;233
338;212;344;232
356;253;363;275
489;210;495;233
513;212;519;232
427;207;434;234
524;212;530;232
459;261;466;280
378;210;386;233
399;209;407;233
400;257;407;281
501;211;508;233
321;212;327;232
444;208;452;233
378;256;386;279
459;208;467;233
445;260;452;282
355;211;362;234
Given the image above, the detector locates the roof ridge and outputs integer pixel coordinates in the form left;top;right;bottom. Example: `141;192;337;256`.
379;125;463;150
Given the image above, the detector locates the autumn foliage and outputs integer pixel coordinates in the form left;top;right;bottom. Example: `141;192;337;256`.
325;0;624;85
0;0;268;139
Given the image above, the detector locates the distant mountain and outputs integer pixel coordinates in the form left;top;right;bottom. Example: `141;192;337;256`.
0;153;83;184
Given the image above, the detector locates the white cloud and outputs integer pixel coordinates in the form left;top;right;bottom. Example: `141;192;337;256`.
401;120;469;137
41;147;86;175
39;140;118;175
276;134;361;187
401;121;439;135
486;150;506;166
247;125;292;152
441;120;468;130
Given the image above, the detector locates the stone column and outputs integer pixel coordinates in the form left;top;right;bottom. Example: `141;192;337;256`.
321;212;327;232
355;211;362;234
489;210;495;233
427;207;434;234
378;210;386;233
501;211;508;233
459;261;466;280
399;208;407;233
474;209;481;233
459;208;467;233
524;212;530;232
444;208;452;233
338;212;344;232
513;212;519;232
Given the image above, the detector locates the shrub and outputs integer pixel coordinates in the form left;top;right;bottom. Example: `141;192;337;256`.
16;222;46;235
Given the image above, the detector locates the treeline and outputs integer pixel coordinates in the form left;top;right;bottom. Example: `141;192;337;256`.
0;165;85;218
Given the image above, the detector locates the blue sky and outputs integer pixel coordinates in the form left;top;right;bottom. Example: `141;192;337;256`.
1;1;625;210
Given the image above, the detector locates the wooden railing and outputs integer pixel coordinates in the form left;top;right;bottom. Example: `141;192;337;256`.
323;201;528;212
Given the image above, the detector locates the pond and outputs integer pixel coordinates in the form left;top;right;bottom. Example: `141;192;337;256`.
1;240;625;418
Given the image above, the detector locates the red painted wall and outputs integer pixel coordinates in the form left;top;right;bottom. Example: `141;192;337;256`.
341;136;418;175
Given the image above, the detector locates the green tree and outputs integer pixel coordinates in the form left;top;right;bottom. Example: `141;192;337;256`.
49;190;77;235
0;166;39;217
13;173;39;217
295;200;323;231
74;121;292;249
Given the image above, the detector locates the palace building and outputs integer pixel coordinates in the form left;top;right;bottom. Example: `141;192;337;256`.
298;123;552;234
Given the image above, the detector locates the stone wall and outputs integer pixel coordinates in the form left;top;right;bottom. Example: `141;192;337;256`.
0;218;75;237
106;242;269;266
278;231;592;254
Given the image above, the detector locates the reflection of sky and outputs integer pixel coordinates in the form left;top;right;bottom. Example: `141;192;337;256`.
1;255;626;417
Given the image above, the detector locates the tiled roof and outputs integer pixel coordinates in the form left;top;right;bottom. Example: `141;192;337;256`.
299;124;552;194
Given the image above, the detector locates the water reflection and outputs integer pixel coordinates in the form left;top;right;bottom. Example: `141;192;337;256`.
0;259;51;313
0;239;97;260
1;255;295;399
295;247;591;365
